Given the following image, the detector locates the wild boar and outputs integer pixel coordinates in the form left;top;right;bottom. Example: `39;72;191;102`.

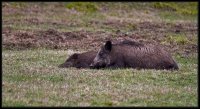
58;50;97;68
90;40;179;70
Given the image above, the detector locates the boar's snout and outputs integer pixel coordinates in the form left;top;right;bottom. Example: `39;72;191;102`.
90;61;106;69
89;62;101;69
89;63;95;69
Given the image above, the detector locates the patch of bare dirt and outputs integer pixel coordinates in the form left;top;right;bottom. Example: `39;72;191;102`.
137;21;197;34
3;22;197;57
2;3;197;56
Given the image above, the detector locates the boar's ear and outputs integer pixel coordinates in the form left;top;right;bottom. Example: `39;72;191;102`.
71;53;78;59
105;41;112;51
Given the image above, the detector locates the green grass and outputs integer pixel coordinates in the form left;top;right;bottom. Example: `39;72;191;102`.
161;33;191;45
153;2;198;15
3;2;198;33
152;2;198;22
66;2;99;13
158;11;197;22
2;49;198;106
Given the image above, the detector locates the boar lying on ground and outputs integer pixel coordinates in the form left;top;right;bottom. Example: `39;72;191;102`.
58;40;137;68
58;50;97;68
90;40;179;70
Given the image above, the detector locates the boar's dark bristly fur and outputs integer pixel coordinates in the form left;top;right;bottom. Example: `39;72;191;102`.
90;40;179;70
118;39;143;47
59;50;97;68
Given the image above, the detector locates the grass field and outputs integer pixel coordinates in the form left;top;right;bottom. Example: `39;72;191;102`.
2;49;198;106
2;2;198;107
